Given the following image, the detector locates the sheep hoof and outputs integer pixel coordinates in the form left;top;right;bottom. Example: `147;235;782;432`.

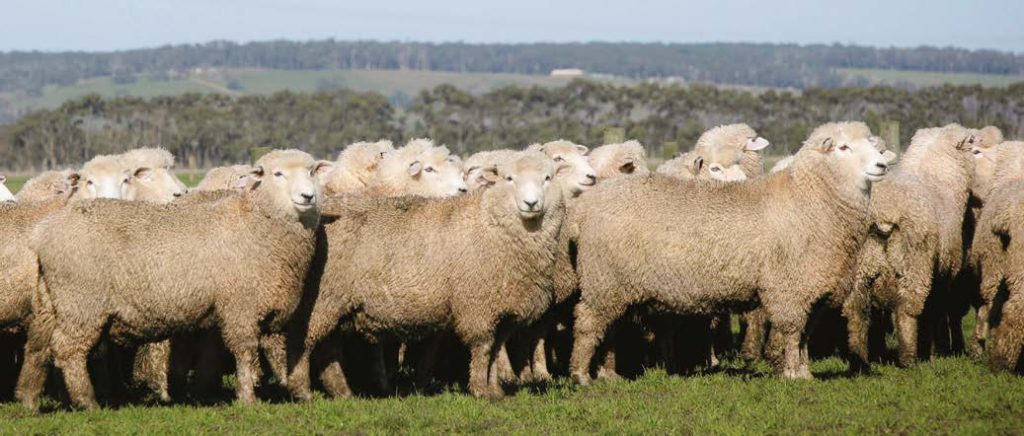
595;368;622;382
571;372;592;386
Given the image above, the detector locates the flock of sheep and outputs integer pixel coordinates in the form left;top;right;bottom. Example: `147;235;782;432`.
0;121;1022;410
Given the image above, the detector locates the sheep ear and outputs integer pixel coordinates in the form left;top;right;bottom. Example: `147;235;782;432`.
134;167;155;182
575;144;589;155
408;161;423;176
66;172;81;186
619;160;636;174
745;137;770;151
691;156;704;174
313;160;334;177
251;165;265;180
480;167;501;184
957;135;977;151
881;150;898;165
556;163;573;176
820;137;835;153
0;175;5;183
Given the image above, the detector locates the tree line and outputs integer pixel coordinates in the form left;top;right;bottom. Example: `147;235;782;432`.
3;40;1024;93
1;80;1022;172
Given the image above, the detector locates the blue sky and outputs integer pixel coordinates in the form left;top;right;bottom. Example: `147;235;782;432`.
4;0;1022;53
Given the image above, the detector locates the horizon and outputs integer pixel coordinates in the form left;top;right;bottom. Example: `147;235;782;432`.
5;0;1023;54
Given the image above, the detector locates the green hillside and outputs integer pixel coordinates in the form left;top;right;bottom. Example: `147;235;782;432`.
838;68;1024;87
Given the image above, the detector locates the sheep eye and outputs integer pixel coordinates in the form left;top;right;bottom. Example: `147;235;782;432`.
839;145;850;151
123;178;130;183
425;167;435;173
972;149;982;155
710;167;720;172
506;176;513;182
87;180;94;185
545;175;552;181
273;171;284;177
553;156;564;162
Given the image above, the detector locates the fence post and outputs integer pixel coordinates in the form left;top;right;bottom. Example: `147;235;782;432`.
603;127;625;145
880;121;900;155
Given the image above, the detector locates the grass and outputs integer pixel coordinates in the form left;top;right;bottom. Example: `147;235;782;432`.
0;311;1019;433
838;68;1024;88
0;356;1018;433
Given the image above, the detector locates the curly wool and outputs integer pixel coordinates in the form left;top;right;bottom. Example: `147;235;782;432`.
568;122;879;382
19;149;321;410
289;152;566;400
846;124;975;367
367;138;467;197
321;140;394;196
14;171;78;203
587;140;650;179
196;165;253;191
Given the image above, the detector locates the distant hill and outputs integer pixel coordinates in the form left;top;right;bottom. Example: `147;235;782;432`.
2;40;1023;92
1;40;1023;123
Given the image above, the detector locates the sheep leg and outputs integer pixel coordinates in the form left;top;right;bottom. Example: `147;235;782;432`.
974;273;1000;355
259;333;288;386
467;338;500;399
741;308;768;362
370;338;395;395
530;327;552;381
570;302;618;386
15;316;54;410
51;327;102;410
656;319;677;374
842;292;871;373
222;326;260;405
895;309;918;368
495;343;516;383
595;327;621;381
489;328;514;396
766;312;810;380
309;333;351;399
287;302;344;401
991;280;1024;371
974;303;990;356
133;341;171;403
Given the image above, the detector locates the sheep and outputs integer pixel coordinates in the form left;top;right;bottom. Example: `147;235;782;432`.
120;148;188;202
464;149;521;191
567;122;889;383
656;152;701;179
844;124;977;369
17;149;321;410
288;151;566;400
320;140;395;196
529;140;597;194
587;140;650;179
969;141;1024;364
0;176;14;203
195;165;253;191
14;171;79;204
367;139;468;197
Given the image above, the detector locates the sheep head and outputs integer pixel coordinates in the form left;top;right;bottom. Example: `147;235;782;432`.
121;148;188;204
531;140;596;197
77;154;131;200
482;151;562;222
15;170;80;203
249;149;321;227
803;121;889;193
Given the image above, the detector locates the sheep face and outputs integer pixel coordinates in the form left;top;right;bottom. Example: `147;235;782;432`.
78;155;131;200
122;165;188;204
252;150;321;219
817;134;890;192
701;146;750;182
0;176;15;203
536;140;596;196
345;140;393;176
971;143;999;197
489;153;559;220
407;150;469;198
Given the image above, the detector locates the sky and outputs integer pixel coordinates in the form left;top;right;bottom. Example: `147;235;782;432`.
3;0;1022;53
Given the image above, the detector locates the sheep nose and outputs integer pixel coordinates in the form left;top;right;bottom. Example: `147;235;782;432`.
458;187;468;193
300;193;315;202
586;174;596;182
875;162;888;171
524;199;538;209
173;191;183;198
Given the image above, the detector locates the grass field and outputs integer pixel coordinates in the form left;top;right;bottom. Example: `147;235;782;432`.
838;68;1024;88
